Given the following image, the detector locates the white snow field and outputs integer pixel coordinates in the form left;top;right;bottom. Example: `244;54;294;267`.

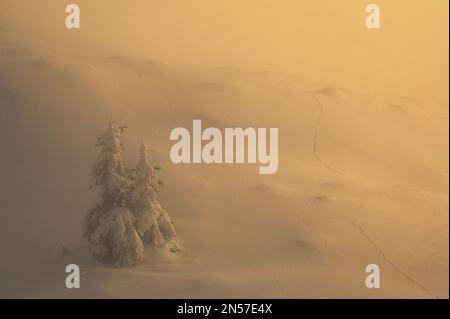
0;45;448;298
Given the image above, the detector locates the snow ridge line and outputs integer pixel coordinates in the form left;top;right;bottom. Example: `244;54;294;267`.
338;216;440;299
275;266;288;298
312;96;348;177
298;208;440;298
303;94;441;298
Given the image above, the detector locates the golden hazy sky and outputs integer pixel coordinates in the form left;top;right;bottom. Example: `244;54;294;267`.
0;0;448;98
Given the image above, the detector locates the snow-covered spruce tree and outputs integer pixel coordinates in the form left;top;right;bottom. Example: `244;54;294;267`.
90;207;143;267
131;142;178;250
84;121;144;266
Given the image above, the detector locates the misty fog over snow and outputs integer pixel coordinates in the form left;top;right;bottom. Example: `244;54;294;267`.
0;43;448;298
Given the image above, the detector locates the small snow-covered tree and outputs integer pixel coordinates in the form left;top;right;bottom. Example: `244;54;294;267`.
155;202;177;241
131;143;178;249
84;121;143;266
90;207;143;267
84;120;130;239
84;122;180;266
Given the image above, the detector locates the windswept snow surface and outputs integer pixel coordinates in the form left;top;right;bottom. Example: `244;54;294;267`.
0;45;448;298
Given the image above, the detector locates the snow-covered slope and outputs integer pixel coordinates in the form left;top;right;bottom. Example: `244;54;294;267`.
0;45;448;298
